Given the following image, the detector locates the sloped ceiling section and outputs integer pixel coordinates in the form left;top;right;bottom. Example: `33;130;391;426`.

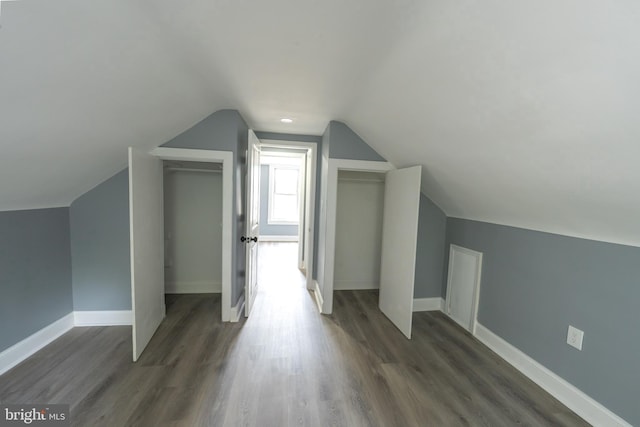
345;1;640;247
0;1;639;246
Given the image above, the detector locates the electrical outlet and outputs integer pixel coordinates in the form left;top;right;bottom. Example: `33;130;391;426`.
567;325;584;350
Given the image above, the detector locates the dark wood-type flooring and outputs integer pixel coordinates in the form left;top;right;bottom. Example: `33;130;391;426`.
0;243;588;426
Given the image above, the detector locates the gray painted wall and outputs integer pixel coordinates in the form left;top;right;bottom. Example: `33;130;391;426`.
162;110;239;152
259;165;298;236
70;169;131;310
327;121;385;161
414;195;447;298
445;218;640;425
0;208;73;353
163;109;248;306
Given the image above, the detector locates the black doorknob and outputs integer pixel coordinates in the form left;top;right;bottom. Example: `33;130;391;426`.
241;236;259;243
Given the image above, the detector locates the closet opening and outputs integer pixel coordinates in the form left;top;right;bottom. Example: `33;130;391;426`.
321;159;421;337
162;160;223;317
334;170;385;292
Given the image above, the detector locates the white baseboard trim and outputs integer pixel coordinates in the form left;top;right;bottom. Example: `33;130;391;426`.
0;310;135;376
475;323;631;427
165;281;221;294
313;280;323;313
230;294;245;322
0;313;75;376
413;297;444;312
259;235;299;242
74;310;132;326
334;280;379;290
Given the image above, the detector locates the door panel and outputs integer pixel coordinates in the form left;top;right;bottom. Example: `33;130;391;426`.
129;147;165;361
245;130;260;316
379;165;422;339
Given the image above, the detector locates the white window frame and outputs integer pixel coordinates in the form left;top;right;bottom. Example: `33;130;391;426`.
268;164;300;225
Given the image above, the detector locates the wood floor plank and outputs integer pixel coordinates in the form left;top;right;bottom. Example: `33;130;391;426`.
0;243;589;426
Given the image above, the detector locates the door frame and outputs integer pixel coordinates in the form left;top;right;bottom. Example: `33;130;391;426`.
150;147;234;322
445;244;483;334
320;159;394;314
258;139;318;291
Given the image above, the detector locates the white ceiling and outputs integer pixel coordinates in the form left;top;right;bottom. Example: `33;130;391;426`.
1;0;639;246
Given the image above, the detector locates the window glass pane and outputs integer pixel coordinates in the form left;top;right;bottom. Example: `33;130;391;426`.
274;168;298;195
272;194;298;222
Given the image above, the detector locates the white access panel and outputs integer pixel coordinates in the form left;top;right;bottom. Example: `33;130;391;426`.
378;165;422;339
446;244;483;333
129;147;166;362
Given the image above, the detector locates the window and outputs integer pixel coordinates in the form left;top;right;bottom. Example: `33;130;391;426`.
268;165;299;224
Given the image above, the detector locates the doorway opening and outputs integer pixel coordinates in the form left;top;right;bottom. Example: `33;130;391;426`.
254;139;318;290
256;149;308;300
259;152;304;243
242;135;317;317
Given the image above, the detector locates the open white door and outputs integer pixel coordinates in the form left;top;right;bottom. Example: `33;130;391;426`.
379;165;422;339
244;130;261;316
128;147;165;361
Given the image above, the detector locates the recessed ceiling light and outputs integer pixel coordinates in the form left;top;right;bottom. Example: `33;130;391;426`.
280;118;293;124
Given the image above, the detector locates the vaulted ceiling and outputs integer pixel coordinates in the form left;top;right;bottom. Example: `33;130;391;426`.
1;0;639;245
